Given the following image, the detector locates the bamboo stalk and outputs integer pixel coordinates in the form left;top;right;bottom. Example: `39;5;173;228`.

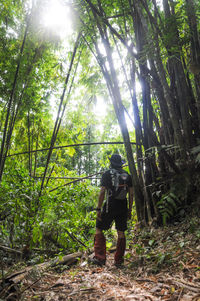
39;32;82;197
0;17;30;182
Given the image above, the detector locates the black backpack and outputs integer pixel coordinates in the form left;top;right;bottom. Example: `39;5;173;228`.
109;168;129;199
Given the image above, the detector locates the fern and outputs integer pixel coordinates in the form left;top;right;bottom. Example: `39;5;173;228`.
191;145;200;164
191;144;200;154
157;192;181;225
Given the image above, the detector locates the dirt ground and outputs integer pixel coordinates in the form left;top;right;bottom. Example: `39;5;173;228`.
2;218;200;301
20;251;200;301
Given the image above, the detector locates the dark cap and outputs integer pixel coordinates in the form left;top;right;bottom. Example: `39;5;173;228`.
109;154;126;168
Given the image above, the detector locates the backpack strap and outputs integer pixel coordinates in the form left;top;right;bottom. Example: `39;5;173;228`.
106;188;113;213
110;168;120;191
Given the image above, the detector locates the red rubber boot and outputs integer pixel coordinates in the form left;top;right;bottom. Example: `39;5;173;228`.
92;233;106;265
114;237;126;266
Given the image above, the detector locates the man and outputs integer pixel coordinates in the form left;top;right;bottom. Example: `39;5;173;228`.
92;154;134;267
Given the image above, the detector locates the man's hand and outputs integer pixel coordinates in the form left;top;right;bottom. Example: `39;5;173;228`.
97;210;102;221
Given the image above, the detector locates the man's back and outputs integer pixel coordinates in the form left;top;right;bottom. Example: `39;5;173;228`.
101;168;132;214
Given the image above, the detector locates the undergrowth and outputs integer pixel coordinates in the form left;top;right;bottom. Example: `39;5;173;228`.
127;206;200;275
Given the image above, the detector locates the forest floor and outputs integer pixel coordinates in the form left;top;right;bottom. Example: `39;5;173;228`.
2;215;200;301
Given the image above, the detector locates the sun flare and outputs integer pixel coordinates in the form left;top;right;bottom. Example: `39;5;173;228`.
42;0;72;38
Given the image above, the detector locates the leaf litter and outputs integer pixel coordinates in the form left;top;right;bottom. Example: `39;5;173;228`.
7;217;200;300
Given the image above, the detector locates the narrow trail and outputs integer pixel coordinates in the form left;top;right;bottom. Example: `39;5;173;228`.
3;220;200;300
21;252;200;301
22;255;159;301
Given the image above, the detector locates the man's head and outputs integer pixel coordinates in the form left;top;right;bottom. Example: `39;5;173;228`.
109;154;125;168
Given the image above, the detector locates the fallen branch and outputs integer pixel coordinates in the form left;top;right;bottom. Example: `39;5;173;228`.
0;251;83;300
0;244;22;255
50;252;82;267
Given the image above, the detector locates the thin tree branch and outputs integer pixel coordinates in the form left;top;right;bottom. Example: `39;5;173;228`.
50;164;129;192
44;46;83;190
65;229;87;248
39;32;81;197
49;171;103;192
6;141;137;158
32;176;101;180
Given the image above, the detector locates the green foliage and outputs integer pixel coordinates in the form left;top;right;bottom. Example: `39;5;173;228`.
0;169;40;247
130;240;173;271
41;182;98;250
1;0;200;261
157;192;181;225
154;165;193;225
0;165;98;255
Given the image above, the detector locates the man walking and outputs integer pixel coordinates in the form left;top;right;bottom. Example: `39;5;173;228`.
92;154;133;267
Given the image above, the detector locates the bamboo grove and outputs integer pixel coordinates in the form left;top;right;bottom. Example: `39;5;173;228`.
77;0;200;224
0;0;200;229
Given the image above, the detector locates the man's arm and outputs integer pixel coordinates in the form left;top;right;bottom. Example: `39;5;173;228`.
128;187;134;219
96;186;106;220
